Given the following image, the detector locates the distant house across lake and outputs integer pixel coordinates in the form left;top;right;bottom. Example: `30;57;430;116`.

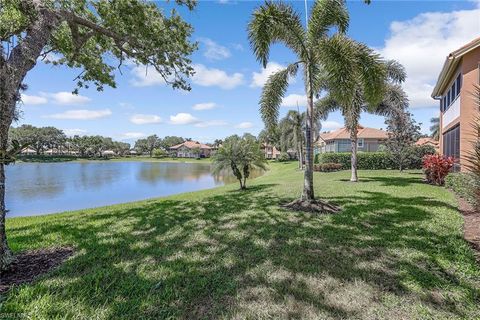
261;143;281;160
169;141;212;158
315;126;388;154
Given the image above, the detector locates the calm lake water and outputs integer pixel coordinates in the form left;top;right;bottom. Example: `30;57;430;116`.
5;161;248;218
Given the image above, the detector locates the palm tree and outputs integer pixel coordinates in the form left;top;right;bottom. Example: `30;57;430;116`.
280;110;305;169
213;135;267;190
249;0;385;206
430;117;440;140
315;60;407;181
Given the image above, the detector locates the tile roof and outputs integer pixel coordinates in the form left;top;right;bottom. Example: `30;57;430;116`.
416;137;439;147
318;126;388;142
170;141;212;150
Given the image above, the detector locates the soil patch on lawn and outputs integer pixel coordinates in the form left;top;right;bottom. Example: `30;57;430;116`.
0;247;74;293
457;197;480;263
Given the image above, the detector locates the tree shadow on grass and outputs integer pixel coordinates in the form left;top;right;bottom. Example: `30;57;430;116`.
3;182;480;319
339;176;425;187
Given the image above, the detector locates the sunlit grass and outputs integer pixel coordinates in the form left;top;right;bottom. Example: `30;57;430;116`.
2;162;480;319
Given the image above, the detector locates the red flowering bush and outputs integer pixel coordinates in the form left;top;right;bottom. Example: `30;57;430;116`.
423;154;455;186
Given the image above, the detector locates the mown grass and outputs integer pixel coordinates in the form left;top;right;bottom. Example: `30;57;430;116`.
1;162;479;319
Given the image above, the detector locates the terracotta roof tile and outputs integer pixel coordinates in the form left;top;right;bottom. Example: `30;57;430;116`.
318;126;387;142
170;141;211;150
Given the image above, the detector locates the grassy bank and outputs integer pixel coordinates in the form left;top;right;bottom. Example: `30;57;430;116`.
2;163;480;319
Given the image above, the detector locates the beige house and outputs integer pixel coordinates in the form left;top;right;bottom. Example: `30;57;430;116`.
169;141;212;158
431;37;480;170
416;137;439;152
315;126;387;154
261;144;281;159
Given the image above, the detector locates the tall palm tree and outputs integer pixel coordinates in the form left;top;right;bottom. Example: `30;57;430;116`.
315;60;407;181
279;110;305;169
249;0;385;204
430;117;440;140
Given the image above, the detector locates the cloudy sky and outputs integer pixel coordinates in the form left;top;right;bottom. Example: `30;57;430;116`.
17;0;480;143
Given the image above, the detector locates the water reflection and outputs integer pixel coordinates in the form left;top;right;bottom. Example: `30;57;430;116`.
6;161;263;217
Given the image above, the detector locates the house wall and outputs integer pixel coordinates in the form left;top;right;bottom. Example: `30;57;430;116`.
439;48;480;171
316;139;385;153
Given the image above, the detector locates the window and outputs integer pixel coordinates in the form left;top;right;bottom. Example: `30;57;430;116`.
357;139;364;148
443;125;460;160
442;73;462;113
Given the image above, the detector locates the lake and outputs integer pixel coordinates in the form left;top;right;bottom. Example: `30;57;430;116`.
5;161;250;217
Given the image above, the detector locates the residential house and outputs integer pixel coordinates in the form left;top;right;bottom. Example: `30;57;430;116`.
315;126;387;154
169;141;212;158
261;144;281;159
431;37;480;170
416;137;439;152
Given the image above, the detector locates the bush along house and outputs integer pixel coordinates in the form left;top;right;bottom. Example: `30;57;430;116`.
431;37;480;171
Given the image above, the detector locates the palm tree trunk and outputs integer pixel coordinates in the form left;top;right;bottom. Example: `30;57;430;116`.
350;128;358;182
302;73;315;201
298;146;303;170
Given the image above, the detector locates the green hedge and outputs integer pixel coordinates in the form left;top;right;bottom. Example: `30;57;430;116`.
445;173;478;206
316;152;395;170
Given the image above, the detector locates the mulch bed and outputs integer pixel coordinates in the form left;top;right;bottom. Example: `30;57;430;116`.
0;247;74;293
281;199;341;214
457;197;480;263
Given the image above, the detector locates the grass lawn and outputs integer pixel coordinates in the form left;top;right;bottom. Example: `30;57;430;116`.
2;162;480;319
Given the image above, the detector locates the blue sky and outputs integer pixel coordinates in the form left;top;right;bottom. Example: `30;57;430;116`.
17;0;480;144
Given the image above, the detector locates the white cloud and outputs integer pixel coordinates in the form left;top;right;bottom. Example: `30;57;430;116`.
281;94;307;108
378;5;480;108
130;65;166;87
251;62;287;88
195;120;228;128
199;38;231;60
20;94;48;105
120;132;146;139
46;109;112;120
169;112;200;125
63;128;87;136
130;114;162;125
47;91;91;105
235;122;254;129
321;121;342;130
192;64;244;89
192;102;217;111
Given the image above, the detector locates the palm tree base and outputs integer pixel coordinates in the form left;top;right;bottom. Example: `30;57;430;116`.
282;199;340;214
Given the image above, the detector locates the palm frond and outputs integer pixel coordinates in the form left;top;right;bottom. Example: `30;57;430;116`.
308;0;349;43
248;1;307;67
354;42;386;107
385;60;406;84
315;34;358;107
259;63;299;129
369;83;408;116
314;94;339;120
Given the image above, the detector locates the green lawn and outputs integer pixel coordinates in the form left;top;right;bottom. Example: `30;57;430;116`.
2;162;480;319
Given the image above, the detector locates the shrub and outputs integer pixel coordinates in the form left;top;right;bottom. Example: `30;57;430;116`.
277;152;290;162
152;148;168;158
313;163;342;172
317;152;395;170
407;145;437;168
445;173;478;206
423;154;454;186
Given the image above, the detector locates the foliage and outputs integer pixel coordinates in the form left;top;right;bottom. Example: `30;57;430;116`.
317;152;395;170
423;154;455;186
313;163;343;172
160;136;185;149
407;144;437;169
277;152;290;162
385;111;422;171
445;173;478;207
430;117;440;140
213;134;267;189
135;135;161;157
152;148;168;158
465;85;480;210
10;125;66;155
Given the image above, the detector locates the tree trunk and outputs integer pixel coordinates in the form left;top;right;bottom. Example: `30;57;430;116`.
0;7;59;270
350;128;358;182
0;161;13;271
302;69;315;201
298;146;303;170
